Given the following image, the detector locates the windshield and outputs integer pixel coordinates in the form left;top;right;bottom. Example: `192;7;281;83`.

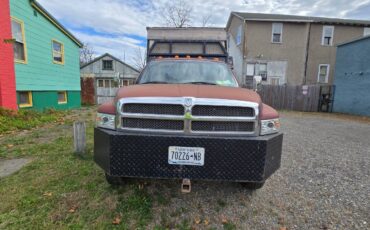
138;60;238;87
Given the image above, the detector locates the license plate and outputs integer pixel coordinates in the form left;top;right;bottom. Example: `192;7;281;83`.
168;146;205;166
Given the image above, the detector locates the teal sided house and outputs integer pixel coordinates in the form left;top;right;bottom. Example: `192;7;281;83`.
0;0;82;110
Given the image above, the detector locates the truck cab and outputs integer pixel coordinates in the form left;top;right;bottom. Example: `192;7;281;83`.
94;28;283;190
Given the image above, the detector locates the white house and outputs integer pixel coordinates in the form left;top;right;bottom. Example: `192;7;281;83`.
80;53;140;88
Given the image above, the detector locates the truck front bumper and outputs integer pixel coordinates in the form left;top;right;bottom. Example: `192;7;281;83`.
94;128;283;182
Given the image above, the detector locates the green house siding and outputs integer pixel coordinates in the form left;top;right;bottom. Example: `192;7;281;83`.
17;91;81;111
10;0;81;110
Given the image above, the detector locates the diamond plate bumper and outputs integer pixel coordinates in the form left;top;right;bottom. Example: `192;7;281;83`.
94;128;283;182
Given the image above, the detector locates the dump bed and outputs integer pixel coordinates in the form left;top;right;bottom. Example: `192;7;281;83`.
147;27;228;62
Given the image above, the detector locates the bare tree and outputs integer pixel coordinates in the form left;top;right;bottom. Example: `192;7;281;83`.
201;14;212;27
161;0;193;27
132;47;146;71
80;43;95;65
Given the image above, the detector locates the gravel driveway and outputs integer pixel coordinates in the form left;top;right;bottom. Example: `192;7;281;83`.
145;112;370;229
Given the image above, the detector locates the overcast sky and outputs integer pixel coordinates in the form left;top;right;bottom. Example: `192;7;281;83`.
38;0;370;66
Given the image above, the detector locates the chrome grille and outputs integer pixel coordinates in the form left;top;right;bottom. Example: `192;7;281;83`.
122;118;183;130
192;105;254;117
118;97;259;136
192;121;255;132
123;103;184;115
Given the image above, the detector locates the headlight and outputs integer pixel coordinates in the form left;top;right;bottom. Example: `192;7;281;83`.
260;118;280;135
96;113;116;130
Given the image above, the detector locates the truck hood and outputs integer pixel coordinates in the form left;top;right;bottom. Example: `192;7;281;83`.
115;84;261;104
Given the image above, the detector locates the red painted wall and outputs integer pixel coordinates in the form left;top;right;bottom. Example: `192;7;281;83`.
0;0;17;110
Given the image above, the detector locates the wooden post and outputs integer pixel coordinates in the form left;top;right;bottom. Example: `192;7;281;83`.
73;121;86;154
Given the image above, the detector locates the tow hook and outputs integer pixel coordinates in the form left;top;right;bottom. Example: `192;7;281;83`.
181;179;191;193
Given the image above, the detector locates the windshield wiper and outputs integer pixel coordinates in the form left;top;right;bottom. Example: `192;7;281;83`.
141;81;168;84
184;81;217;85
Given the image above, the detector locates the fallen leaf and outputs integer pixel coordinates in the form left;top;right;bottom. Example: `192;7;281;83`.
112;216;121;225
43;192;52;197
68;206;78;213
203;219;209;225
194;217;201;224
221;217;228;224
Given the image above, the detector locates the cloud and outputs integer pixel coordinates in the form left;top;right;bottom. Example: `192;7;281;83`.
37;0;370;65
71;30;144;66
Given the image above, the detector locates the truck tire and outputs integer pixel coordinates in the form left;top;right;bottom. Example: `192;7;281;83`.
240;182;265;190
105;173;125;186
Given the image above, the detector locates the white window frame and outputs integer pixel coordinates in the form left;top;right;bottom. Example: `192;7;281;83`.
246;63;255;76
102;60;113;70
257;63;268;81
269;77;280;85
364;27;370;36
317;64;330;83
321;26;334;46
271;23;283;43
236;25;242;46
97;79;104;87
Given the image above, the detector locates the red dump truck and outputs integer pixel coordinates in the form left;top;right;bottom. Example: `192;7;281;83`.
94;27;283;191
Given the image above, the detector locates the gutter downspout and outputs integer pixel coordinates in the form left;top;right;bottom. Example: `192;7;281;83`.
303;22;311;85
243;19;247;86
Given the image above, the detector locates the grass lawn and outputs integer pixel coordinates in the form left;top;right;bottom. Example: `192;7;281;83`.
0;107;157;229
0;107;68;134
0;107;239;229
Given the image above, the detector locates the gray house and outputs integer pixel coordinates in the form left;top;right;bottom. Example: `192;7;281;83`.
333;35;370;116
80;53;140;88
226;12;370;87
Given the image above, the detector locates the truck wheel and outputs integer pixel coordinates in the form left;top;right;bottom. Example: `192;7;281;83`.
105;173;125;186
240;182;265;190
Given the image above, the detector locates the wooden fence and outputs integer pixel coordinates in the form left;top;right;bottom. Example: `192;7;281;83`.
258;85;323;112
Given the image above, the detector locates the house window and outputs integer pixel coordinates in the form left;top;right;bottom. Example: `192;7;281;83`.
123;80;130;86
364;27;370;36
111;80;119;87
257;63;268;81
236;25;242;45
322;26;334;46
98;79;120;88
270;78;280;85
272;23;283;43
246;64;255;76
57;91;67;104
98;79;104;87
11;17;27;63
19;91;32;107
103;60;113;70
317;64;330;83
52;40;64;64
104;79;111;88
119;79;131;87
